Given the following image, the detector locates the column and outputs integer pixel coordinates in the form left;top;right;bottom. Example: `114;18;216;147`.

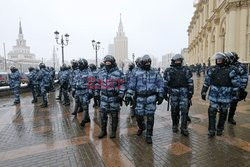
239;7;248;61
227;9;237;51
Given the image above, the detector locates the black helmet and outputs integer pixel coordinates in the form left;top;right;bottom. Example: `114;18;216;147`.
78;58;88;70
61;63;67;71
128;62;135;71
39;63;46;69
28;66;34;72
135;57;142;67
10;66;17;73
100;62;105;68
103;55;116;64
89;64;97;71
171;54;184;66
224;52;234;64
141;55;152;70
50;67;55;71
230;52;239;62
71;59;78;69
213;52;227;66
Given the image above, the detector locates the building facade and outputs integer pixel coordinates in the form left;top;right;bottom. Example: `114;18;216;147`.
8;21;40;72
187;0;250;66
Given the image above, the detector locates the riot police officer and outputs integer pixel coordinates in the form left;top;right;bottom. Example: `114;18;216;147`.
89;63;100;108
95;55;125;139
37;63;51;108
56;66;63;101
125;62;135;117
125;55;164;144
75;59;93;127
8;66;21;105
163;54;194;136
28;66;38;103
60;64;70;106
201;52;241;137
225;52;248;125
70;60;83;115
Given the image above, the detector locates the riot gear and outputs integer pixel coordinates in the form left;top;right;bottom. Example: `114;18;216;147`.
141;55;151;70
78;58;88;70
71;59;78;70
213;52;227;66
225;52;234;64
128;63;135;71
28;66;35;72
100;62;105;69
104;55;116;70
171;54;183;67
61;63;67;71
135;57;142;67
89;64;97;71
10;66;17;73
39;63;46;69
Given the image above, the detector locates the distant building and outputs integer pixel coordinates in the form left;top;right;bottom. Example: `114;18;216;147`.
109;14;129;69
7;21;40;72
162;53;174;69
108;44;115;56
151;56;158;68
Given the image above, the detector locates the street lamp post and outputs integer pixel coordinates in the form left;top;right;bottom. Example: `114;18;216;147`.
92;40;101;66
132;53;135;63
54;31;69;64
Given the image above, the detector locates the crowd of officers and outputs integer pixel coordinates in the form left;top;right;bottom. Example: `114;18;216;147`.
8;51;248;144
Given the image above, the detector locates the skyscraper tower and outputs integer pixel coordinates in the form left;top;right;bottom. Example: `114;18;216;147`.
114;14;128;68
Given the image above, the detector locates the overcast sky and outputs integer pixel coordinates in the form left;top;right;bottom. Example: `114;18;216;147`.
0;0;195;63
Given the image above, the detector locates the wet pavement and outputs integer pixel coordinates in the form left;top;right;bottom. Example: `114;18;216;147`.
0;75;250;167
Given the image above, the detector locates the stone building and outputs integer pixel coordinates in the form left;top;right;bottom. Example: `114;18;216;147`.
109;15;129;69
187;0;250;68
7;21;40;72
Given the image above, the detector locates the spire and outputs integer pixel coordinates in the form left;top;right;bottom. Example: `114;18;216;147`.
118;13;123;33
19;20;23;34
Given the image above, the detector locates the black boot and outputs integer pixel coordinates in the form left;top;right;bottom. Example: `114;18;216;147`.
217;109;227;136
180;111;189;136
171;112;179;133
146;114;154;144
98;112;108;138
72;101;79;116
80;110;90;127
110;112;118;138
208;107;217;137
32;99;37;103
136;115;145;136
228;102;237;125
40;103;48;108
77;106;83;113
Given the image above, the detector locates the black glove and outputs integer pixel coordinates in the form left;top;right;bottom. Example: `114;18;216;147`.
117;96;123;103
201;94;206;101
157;96;164;105
88;94;93;100
188;93;193;100
164;94;169;101
124;96;132;106
94;95;100;101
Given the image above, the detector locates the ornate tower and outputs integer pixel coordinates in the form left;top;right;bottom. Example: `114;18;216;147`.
114;14;128;68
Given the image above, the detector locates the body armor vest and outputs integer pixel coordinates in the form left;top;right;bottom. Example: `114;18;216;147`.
210;66;232;87
168;67;188;88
